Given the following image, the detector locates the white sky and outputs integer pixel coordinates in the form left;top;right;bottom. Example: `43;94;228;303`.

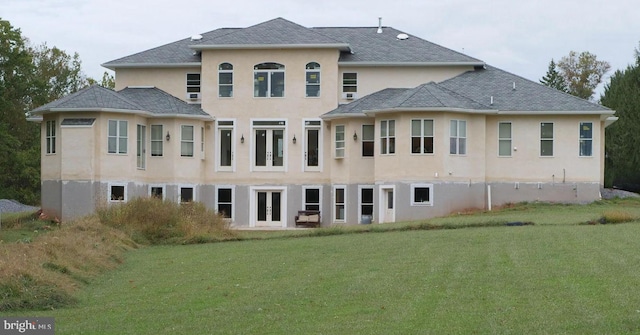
2;0;638;98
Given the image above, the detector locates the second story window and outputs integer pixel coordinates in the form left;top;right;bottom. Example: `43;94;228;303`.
335;125;345;158
540;122;554;156
108;120;128;154
186;73;201;100
305;62;320;97
380;120;395;155
181;125;194;157
362;124;374;157
150;125;163;156
254;62;284;97
579;122;593;157
498;122;512;157
46;120;56;154
411;119;434;154
449;120;466;155
219;63;233;97
342;73;357;93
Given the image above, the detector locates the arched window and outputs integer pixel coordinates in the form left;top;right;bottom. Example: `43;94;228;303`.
305;62;320;97
254;62;285;97
218;63;233;97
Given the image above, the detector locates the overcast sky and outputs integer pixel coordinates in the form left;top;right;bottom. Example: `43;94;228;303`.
2;0;638;99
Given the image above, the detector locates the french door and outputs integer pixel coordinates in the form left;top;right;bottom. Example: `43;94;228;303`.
252;187;287;227
254;129;284;171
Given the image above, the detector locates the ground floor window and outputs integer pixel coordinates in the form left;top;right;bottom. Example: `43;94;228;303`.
303;187;321;211
334;186;346;221
109;183;127;202
411;184;433;206
217;187;233;219
180;186;195;203
149;185;165;200
359;186;374;223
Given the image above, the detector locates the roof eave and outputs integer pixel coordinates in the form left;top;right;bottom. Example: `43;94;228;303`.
338;61;485;67
364;107;497;115
190;43;351;51
320;112;369;120
605;116;618;128
496;110;616;118
101;62;202;70
31;108;214;120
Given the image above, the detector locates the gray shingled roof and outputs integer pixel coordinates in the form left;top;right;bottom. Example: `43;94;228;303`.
323;65;613;118
103;18;482;68
30;85;211;119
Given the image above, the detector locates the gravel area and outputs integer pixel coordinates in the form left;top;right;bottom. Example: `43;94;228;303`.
0;199;40;214
601;188;640;200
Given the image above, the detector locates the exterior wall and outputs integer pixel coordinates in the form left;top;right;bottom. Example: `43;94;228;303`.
114;67;202;101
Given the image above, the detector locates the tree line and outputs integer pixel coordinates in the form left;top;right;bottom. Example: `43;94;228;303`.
0;19;113;204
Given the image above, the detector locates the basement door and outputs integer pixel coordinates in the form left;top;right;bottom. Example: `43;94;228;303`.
379;186;396;223
251;187;287;228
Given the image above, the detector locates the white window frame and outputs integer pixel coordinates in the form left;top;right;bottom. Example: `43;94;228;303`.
335;125;345;158
108;120;128;154
411;119;434;154
305;62;320;97
380;120;395;155
333;185;346;222
302;185;322;212
136;124;146;170
362;124;374;157
498;121;512;157
411;183;434;206
108;182;127;203
150;124;163;157
251;119;287;172
181;125;194;157
449;119;467;155
303;119;322;172
218;63;233;98
148;184;166;200
254;62;285;98
540;122;554;157
46;120;56;154
358;185;375;223
215;185;235;220
200;126;205;160
342;72;357;93
179;184;196;203
216;119;235;172
579;122;593;157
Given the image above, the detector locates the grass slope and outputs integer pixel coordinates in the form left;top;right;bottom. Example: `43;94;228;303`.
11;223;640;334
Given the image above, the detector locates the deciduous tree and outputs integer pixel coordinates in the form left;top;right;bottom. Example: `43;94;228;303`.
557;51;611;100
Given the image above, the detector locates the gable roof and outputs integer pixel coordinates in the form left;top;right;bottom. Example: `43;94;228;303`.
30;85;212;120
322;65;614;119
103;18;483;69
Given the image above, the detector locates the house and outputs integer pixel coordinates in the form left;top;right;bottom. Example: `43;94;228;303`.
30;18;617;226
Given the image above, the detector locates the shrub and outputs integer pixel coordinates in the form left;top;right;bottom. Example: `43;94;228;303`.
602;210;636;224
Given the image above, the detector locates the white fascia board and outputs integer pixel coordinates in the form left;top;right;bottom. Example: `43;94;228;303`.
32;108;214;121
604;116;619;128
338;61;485;67
496;110;616;118
319;112;369;121
364;107;497;116
101;62;202;70
190;43;351;51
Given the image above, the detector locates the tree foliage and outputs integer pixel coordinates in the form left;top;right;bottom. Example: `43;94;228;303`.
540;59;568;93
0;18;93;204
601;45;640;189
557;51;611;100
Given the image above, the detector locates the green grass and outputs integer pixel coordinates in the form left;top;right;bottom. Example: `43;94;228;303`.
9;222;640;334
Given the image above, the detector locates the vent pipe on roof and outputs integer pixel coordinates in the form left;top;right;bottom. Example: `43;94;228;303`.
490;96;494;105
377;17;383;34
513;82;516;90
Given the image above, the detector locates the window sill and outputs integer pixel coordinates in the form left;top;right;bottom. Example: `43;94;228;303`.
411;202;433;207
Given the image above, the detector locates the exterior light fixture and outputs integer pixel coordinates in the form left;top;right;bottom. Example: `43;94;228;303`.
353;131;358;141
166;131;170;141
293;135;297;144
240;134;244;144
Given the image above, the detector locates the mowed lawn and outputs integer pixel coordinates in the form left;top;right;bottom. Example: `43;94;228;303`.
14;222;640;334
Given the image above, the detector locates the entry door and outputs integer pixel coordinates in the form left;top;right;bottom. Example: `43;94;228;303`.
380;187;395;223
305;127;320;171
255;129;284;171
256;191;282;227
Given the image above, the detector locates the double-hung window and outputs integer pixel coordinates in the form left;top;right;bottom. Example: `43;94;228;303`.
540;122;554;156
305;62;320;97
362;125;374;157
303;187;321;211
449;120;466;155
342;73;357;93
219;63;233;97
498;122;512;157
150;125;163;156
217;187;233;219
254;63;285;97
334;186;346;222
186;73;201;98
108;120;128;154
411;119;433;154
380;120;395;155
359;186;374;223
579;122;593;157
335;125;345;158
181;125;194;157
46;120;56;154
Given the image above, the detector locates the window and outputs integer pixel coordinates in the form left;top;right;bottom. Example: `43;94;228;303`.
180;186;194;203
108;120;128;154
359;186;374;222
411;184;433;206
253;120;286;171
579;122;593;157
342;73;357;93
186;73;201;93
201;126;205;159
108;183;127;202
498;122;512;157
150;125;163;156
46;120;56;154
362;125;374;157
181;125;194;157
254;62;285;97
380;120;395;155
218;63;233;97
540;122;554;156
303;187;321;211
136;124;146;169
334;186;346;221
305;120;321;171
449;120;466;155
217;187;233;219
305;62;320;97
218;120;234;171
411;119;434;154
335;125;345;158
149;185;165;200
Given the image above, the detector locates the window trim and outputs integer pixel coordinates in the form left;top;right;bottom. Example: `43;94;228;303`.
540;122;554;157
148;184;166;200
410;119;434;155
411;183;434;206
179;184;196;203
333;185;346;222
107;119;128;155
186;73;201;93
45;120;56;155
253;62;285;98
335;125;345;159
305;62;321;98
108;182;127;203
216;119;235;172
303;119;322;171
302;185;322;212
342;72;357;93
215;185;235;220
181;125;194;158
150;124;164;157
358;185;375;223
136;124;146;170
218;63;233;98
362;124;375;157
498;121;512;157
449;119;467;156
380;120;396;155
250;118;287;172
579;121;593;157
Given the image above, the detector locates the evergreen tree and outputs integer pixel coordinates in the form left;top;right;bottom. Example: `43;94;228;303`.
601;44;640;189
540;59;568;92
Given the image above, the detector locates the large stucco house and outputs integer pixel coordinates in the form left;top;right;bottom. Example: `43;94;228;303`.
30;18;616;226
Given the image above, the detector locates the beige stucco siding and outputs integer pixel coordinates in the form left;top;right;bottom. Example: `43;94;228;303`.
115;67;202;102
